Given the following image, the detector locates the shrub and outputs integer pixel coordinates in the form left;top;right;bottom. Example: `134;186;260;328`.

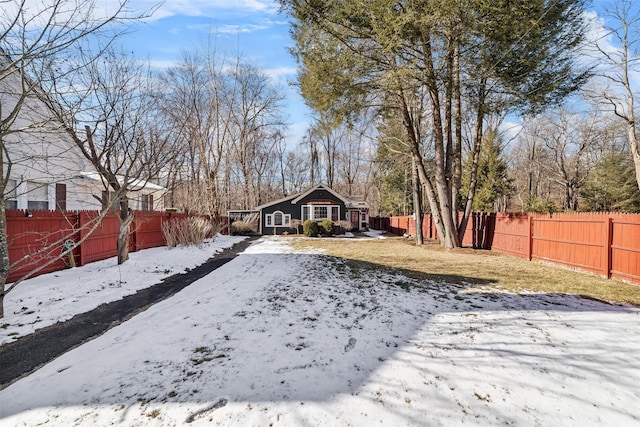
162;216;215;247
230;221;255;236
321;219;334;236
290;219;303;234
528;197;559;214
303;219;319;237
336;220;354;233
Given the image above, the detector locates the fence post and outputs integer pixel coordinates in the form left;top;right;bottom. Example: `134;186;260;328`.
527;215;533;261
605;216;613;278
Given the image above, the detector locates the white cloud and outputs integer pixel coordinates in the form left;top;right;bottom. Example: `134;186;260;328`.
113;0;280;21
264;66;297;79
148;58;180;69
189;23;270;34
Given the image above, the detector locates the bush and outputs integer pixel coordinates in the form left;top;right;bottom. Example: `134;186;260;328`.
528;197;559;214
162;216;215;247
303;219;319;237
230;221;255;236
290;219;303;234
321;219;334;236
336;220;354;233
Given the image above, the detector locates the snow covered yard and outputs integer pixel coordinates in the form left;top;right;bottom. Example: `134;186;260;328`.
0;235;247;345
1;236;639;426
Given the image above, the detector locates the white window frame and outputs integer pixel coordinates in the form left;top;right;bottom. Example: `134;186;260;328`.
301;204;340;221
5;179;17;210
265;210;291;228
27;181;49;210
331;206;339;221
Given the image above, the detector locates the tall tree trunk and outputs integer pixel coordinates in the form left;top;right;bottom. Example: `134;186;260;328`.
422;29;459;248
412;157;424;245
459;78;486;240
628;123;640;191
452;32;463;228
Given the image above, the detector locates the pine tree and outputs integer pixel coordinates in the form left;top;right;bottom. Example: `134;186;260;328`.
460;130;513;212
580;152;640;212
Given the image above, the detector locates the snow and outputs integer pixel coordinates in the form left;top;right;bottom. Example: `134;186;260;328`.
0;234;246;345
1;236;639;426
362;229;386;239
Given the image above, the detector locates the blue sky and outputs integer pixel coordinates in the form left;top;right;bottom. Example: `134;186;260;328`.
110;0;636;148
111;0;310;147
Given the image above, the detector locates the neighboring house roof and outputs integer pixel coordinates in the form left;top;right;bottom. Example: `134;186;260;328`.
255;183;369;211
79;172;166;192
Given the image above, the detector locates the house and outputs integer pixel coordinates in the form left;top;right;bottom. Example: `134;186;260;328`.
1;56;166;212
236;183;369;235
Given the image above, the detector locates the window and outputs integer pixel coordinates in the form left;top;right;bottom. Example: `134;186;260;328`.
302;204;340;221
140;194;153;211
5;179;17;210
55;183;66;211
274;211;283;226
27;181;48;210
331;206;339;221
314;206;328;220
265;211;290;228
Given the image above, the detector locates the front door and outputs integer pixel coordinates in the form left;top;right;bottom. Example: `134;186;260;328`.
350;211;359;230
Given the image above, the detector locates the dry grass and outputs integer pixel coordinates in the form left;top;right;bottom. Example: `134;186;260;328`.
291;235;640;306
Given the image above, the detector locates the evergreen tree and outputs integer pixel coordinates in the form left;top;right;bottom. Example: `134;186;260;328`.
580;152;640;212
460;130;513;212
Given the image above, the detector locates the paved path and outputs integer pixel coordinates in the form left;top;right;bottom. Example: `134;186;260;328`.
0;237;256;389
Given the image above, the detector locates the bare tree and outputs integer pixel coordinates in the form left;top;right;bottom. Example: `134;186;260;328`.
0;0;144;317
592;0;640;191
38;48;176;264
539;108;601;211
228;62;285;209
160;49;234;216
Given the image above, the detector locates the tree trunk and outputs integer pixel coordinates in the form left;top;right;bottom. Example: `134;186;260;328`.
412;157;424;245
422;30;459;249
627;120;640;192
117;201;134;265
459;78;486;241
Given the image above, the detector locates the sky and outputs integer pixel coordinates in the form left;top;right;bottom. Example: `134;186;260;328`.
1;234;639;425
105;0;638;149
108;0;311;147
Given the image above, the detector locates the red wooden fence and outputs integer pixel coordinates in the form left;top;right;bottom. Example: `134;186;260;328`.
6;210;78;282
6;209;226;283
385;212;640;285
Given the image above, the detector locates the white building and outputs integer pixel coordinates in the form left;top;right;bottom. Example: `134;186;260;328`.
1;58;165;212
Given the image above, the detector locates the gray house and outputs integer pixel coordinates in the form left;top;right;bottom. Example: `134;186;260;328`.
233;184;369;235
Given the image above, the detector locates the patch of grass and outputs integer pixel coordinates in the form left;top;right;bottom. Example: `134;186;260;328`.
146;409;161;418
292;237;640;306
